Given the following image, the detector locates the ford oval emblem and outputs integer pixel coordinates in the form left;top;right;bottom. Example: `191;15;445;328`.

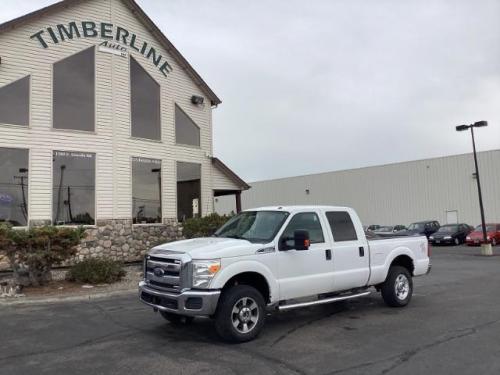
153;267;165;277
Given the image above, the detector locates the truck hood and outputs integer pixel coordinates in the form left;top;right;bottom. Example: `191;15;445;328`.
149;237;264;259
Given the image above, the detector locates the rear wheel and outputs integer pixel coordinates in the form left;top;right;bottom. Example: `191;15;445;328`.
454;237;460;246
215;285;266;343
160;311;194;325
381;266;413;307
492;238;497;246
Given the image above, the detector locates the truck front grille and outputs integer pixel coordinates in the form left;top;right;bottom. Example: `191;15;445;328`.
145;255;183;292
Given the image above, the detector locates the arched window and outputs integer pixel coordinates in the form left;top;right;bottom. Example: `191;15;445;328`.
53;47;95;131
130;57;161;140
175;104;200;146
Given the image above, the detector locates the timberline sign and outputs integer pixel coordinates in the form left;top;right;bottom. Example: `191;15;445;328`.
30;21;173;77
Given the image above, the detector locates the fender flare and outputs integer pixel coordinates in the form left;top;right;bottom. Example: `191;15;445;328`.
211;260;279;303
381;247;416;280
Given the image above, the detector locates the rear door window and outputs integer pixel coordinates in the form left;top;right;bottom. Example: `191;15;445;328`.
326;211;358;242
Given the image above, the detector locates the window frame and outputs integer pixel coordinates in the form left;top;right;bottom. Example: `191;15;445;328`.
51;46;97;134
174;103;201;148
0;75;31;128
0;147;30;227
279;212;326;250
325;211;359;243
131;156;163;225
51;150;97;227
129;56;162;142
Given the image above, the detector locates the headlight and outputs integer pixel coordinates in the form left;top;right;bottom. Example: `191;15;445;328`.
444;236;452;240
192;260;221;289
466;236;470;240
487;236;490;240
429;236;434;240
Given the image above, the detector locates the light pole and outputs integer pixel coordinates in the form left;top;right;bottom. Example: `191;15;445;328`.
456;120;491;256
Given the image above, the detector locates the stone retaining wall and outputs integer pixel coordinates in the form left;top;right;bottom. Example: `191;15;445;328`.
68;219;183;264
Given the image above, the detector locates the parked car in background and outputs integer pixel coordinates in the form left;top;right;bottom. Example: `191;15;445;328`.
372;225;407;235
367;225;381;232
429;224;472;246
466;224;500;246
403;221;440;238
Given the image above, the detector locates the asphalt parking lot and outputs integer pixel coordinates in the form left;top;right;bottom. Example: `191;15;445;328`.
1;245;499;375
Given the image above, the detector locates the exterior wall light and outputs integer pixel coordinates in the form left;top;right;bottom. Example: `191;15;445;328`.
191;95;204;105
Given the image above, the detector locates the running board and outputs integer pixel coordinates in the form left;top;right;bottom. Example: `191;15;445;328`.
278;291;371;311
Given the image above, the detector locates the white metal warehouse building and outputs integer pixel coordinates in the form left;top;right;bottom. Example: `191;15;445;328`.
215;149;500;227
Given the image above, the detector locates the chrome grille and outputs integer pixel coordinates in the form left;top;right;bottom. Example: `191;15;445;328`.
144;256;183;292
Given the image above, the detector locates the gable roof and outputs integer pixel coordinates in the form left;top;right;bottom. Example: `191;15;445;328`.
0;0;221;105
212;157;250;191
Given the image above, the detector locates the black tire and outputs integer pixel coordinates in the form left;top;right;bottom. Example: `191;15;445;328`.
215;285;266;343
454;237;460;246
160;311;194;325
381;266;413;307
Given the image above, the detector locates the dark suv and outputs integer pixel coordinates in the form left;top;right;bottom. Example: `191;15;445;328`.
405;220;440;238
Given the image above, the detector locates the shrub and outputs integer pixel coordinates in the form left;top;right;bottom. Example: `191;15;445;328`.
182;213;233;239
66;258;126;284
0;223;85;286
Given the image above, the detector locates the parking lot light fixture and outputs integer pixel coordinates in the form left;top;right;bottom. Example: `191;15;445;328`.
456;121;492;256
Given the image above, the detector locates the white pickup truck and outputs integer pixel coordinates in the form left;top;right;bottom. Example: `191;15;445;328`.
139;206;431;342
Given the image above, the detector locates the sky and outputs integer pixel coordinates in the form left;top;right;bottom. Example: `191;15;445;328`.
1;0;499;182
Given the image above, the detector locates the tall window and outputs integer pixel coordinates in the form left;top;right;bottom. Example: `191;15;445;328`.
130;57;161;140
53;47;95;131
53;151;95;225
0;148;29;226
0;76;30;126
175;104;200;146
132;157;162;224
177;162;201;221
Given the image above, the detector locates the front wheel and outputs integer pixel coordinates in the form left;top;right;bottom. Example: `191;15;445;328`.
215;285;266;343
381;266;413;307
454;237;460;246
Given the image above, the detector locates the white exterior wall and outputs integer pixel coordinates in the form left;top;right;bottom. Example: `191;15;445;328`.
0;0;222;223
215;150;500;226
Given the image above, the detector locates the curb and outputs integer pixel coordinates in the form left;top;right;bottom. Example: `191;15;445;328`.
0;288;137;306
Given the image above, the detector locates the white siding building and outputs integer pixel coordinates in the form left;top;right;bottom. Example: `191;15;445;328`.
216;150;500;227
0;0;248;261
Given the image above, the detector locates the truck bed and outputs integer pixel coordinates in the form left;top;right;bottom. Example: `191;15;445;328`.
367;235;429;285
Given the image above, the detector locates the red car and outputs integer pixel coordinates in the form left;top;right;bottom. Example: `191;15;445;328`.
466;224;500;246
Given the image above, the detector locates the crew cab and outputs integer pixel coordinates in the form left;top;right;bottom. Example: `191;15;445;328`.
139;206;431;342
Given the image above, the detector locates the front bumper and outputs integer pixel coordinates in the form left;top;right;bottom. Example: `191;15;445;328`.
139;281;221;317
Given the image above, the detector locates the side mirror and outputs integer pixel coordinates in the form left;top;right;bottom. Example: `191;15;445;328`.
294;230;310;250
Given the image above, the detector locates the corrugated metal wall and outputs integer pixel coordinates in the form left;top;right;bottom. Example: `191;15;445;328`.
215;150;500;226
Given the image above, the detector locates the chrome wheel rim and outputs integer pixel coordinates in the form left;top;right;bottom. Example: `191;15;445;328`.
455;238;459;245
395;274;410;300
231;297;259;334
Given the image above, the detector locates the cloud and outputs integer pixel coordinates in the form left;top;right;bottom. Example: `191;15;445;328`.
2;0;499;181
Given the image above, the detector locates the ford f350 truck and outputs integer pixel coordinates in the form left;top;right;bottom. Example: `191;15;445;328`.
139;206;431;342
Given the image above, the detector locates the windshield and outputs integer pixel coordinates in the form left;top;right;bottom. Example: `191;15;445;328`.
437;225;458;233
408;223;424;230
377;226;394;232
475;225;496;232
215;211;290;243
